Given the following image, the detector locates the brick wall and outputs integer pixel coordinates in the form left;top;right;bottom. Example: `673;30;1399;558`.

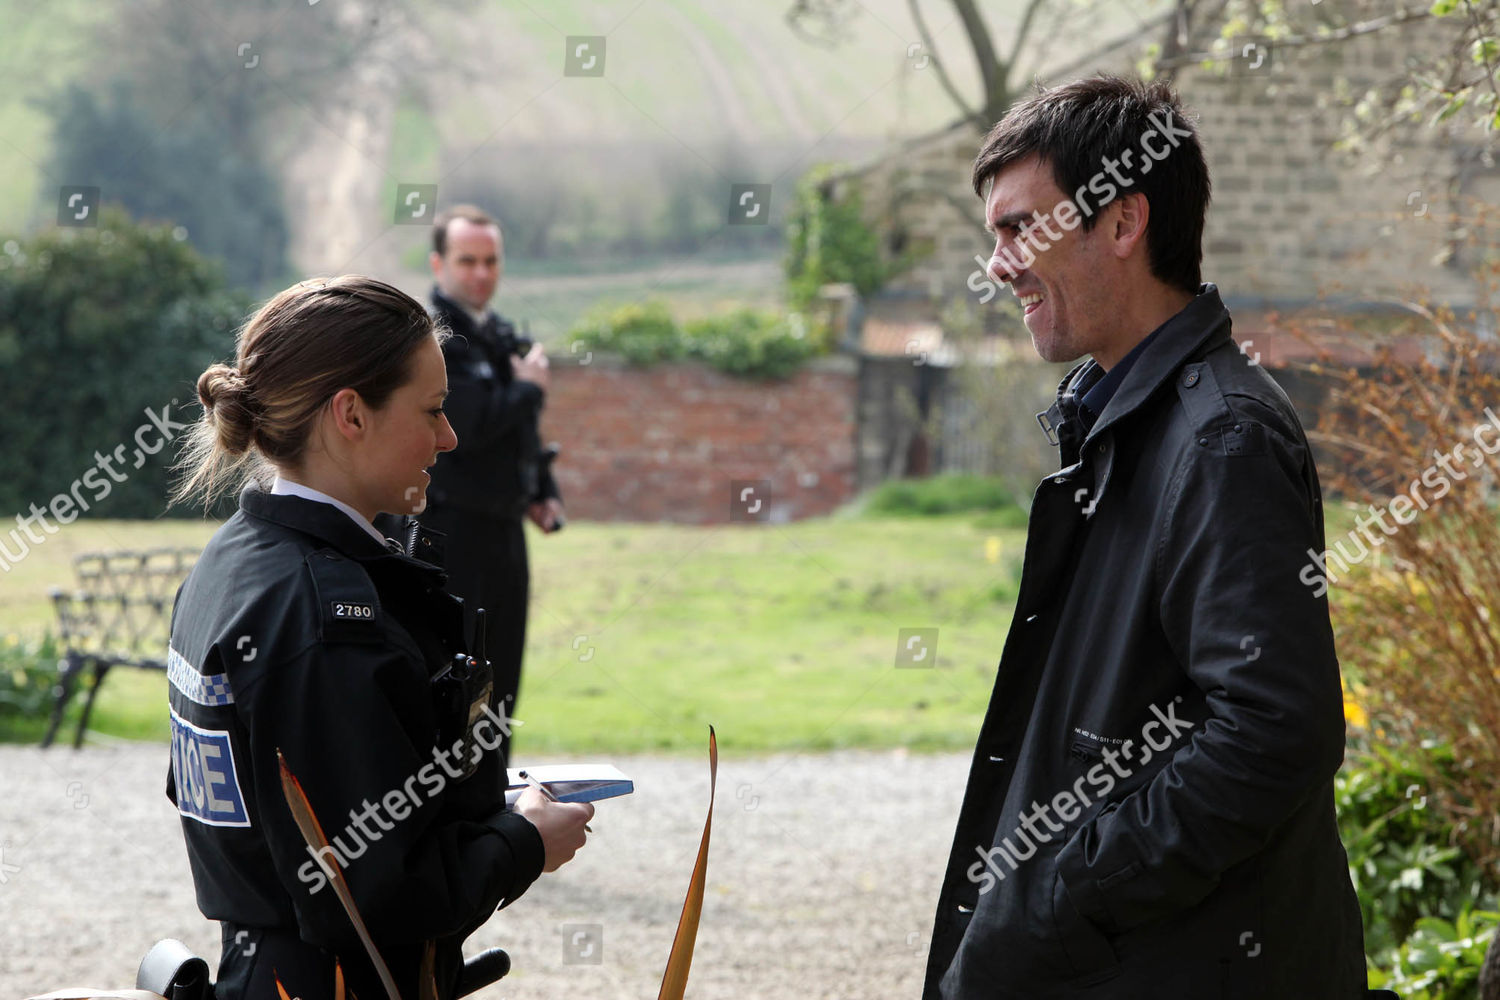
539;355;858;523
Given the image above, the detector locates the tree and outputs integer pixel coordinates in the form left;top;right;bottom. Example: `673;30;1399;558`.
50;0;483;283
0;206;249;520
1163;1;1499;143
45;81;291;291
780;0;1188;289
789;1;1498;150
787;0;1180;130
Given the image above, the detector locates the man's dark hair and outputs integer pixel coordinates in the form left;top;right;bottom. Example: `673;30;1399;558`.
971;75;1210;294
432;204;501;257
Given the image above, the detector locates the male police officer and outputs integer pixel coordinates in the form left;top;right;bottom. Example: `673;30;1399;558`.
923;76;1367;998
419;205;562;761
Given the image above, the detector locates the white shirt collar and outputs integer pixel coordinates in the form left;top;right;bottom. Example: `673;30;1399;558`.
270;476;390;547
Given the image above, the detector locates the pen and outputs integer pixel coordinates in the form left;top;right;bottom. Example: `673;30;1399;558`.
518;769;557;801
519;770;592;832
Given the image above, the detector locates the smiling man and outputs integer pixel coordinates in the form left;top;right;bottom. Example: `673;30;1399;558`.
922;76;1368;998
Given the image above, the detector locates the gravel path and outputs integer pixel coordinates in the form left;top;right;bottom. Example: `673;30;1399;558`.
0;743;967;999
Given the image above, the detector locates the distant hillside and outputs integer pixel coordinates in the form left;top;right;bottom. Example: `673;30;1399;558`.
0;0;1161;284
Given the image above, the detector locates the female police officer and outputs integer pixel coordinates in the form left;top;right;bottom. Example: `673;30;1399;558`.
165;275;592;1000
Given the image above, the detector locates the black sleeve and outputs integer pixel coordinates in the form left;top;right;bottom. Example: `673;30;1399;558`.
242;637;545;953
442;335;544;452
1054;403;1346;934
536;451;561;504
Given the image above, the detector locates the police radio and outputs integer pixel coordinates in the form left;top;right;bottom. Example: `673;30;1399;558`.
430;607;496;781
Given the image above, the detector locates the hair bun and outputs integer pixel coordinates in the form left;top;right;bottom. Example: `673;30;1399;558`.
195;362;256;455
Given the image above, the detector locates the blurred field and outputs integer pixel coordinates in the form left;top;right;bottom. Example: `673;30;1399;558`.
446;250;787;345
0;510;1025;754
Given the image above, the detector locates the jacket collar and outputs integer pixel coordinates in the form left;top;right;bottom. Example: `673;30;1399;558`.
238;483;443;579
430;285;490;337
1040;284;1233;448
1085;283;1233;440
270;475;386;546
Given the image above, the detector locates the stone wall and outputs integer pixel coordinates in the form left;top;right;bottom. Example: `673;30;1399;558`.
859;12;1489;312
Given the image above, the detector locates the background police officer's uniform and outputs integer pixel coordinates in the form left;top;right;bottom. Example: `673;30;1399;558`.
166;479;543;1000
415;285;560;761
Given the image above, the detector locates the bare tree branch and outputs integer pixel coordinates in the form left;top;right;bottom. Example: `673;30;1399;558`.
915;185;992;237
1154;0;1196;83
1155;4;1433;70
949;0;1006;119
1461;0;1500;124
1020;0;1102;86
813;116;977;186
784;0;852;48
1035;11;1173;86
1005;0;1051;75
908;0;980;124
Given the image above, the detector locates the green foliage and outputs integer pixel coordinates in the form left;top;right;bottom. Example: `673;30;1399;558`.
0;634;58;721
1337;741;1500;967
784;165;916;309
0;648;170;745
45;82;291;291
683;308;820;379
1366;907;1500;1000
1427;0;1500;131
0;206;250;519
860;474;1025;520
1220;1;1500;136
577;300;686;365
567;300;823;379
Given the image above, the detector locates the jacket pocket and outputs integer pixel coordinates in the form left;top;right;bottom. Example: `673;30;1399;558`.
1069;736;1103;765
1050;867;1120;983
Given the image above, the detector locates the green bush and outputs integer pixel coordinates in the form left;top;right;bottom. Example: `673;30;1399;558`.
577;300;686;365
567;301;821;379
972;506;1032;530
683;308;819;379
0;206;249;519
783;165;921;310
45;82;290;291
1365;907;1500;1000
0;634;59;721
1337;740;1500;989
861;474;1022;518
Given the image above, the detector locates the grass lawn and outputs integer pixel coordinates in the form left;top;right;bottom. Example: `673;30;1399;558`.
0;511;1024;754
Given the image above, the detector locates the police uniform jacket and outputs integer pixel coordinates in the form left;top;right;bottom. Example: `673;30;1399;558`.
427;287;559;520
923;285;1367;999
165;484;544;998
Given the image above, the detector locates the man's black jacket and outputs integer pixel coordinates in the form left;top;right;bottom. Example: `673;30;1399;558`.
924;286;1366;999
427;286;559;520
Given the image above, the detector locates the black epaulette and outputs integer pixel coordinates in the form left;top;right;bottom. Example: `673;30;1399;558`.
404;519;447;569
1176;360;1267;457
304;549;384;643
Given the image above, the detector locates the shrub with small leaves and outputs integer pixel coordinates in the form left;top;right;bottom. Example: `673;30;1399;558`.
0;635;60;721
567;301;824;379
